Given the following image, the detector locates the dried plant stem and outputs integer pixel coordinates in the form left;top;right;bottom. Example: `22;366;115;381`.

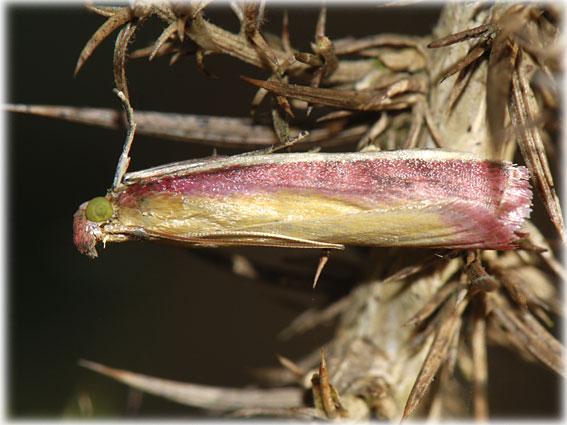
402;293;469;420
79;360;304;410
471;295;489;420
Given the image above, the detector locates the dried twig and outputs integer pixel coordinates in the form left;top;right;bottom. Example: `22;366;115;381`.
279;296;350;340
113;21;139;102
79;359;305;411
428;24;494;48
5;104;370;149
74;7;135;76
489;293;564;377
242;74;428;112
510;51;565;242
402;291;469;421
470;294;489;420
404;280;459;328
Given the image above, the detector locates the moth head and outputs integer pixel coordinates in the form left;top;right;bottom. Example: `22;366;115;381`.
73;197;114;258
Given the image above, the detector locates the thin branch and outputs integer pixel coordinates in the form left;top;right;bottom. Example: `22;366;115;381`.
471;294;489;420
5;104;369;149
402;292;469;421
79;359;305;411
510;52;565;241
74;8;134;76
489;293;564;377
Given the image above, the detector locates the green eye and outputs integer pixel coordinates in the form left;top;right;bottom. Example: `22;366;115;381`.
85;197;114;222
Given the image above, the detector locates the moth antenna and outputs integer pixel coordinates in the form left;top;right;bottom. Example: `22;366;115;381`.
111;89;137;190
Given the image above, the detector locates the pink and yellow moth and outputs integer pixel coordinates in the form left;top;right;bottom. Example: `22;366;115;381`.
74;149;532;258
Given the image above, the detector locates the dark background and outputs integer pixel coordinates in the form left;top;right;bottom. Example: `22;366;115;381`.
7;3;561;419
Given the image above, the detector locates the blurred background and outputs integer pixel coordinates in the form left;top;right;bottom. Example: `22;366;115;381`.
7;3;560;419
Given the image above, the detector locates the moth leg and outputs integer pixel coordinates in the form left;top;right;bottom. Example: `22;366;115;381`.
142;229;345;250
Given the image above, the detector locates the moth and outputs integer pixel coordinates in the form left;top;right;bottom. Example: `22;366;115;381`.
73;149;532;258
